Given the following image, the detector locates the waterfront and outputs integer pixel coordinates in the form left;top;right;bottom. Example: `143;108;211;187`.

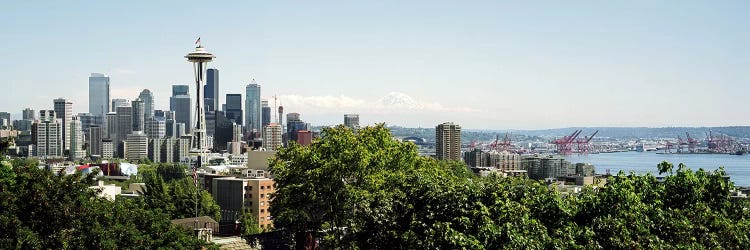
565;151;750;187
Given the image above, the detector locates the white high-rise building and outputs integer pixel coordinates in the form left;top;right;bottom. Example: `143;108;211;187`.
263;123;282;151
69;116;85;160
102;140;114;159
33;113;62;158
88;73;110;117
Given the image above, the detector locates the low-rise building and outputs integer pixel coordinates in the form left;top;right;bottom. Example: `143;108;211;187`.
89;180;122;201
212;176;275;231
522;154;574;180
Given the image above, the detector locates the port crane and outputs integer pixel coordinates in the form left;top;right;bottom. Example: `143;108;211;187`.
552;130;582;155
686;132;699;153
575;130;599;154
489;133;512;152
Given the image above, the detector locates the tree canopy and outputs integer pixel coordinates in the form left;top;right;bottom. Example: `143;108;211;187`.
270;124;750;249
141;163;221;220
0;161;215;249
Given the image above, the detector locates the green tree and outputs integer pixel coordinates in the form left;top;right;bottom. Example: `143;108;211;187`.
271;124;750;249
240;212;262;236
0;161;214;249
141;164;220;220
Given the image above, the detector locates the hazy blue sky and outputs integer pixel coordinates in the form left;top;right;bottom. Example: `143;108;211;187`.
1;1;747;129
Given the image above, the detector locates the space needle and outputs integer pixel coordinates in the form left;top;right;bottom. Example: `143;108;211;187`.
186;38;215;163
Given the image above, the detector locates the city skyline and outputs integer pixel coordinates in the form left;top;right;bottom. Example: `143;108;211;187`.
1;1;748;129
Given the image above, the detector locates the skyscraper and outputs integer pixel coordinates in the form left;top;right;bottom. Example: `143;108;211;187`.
125;131;148;160
225;94;243;125
262;100;271;128
88;73;110;118
286;113;308;143
145;117;166;139
69;116;85;160
344;114;360;130
263;123;282;151
205;68;219;112
115;106;133;157
138;89;155;120
435;122;461;161
105;112;117;139
22;108;35;120
212;111;234;152
77;113;102;137
53;98;73;152
89;125;102;157
245;81;261;135
132;99;145;132
111;99;130;111
0;112;9;128
170;85;191;133
33;113;62;158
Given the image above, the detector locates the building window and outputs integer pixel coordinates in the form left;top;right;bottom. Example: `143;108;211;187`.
260;209;264;214
260;202;264;206
260;194;264;198
260;186;265;190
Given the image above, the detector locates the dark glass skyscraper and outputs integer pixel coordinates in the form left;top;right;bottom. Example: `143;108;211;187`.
204;68;219;112
245;81;261;134
286;113;308;143
262;100;271;128
225;94;242;125
132;99;145;132
170;85;191;133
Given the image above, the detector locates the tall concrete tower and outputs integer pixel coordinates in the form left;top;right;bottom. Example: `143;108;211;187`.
185;38;215;155
435;122;461;161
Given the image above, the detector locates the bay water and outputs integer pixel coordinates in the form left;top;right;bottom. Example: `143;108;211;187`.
565;151;750;187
